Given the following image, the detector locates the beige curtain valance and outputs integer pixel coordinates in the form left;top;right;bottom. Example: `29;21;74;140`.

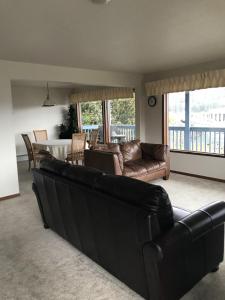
145;69;225;96
70;87;134;103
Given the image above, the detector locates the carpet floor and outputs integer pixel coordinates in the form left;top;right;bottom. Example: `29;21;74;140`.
0;162;225;300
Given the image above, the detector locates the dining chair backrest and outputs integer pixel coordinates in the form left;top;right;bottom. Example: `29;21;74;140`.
33;130;48;142
21;134;34;161
89;129;99;149
71;133;86;154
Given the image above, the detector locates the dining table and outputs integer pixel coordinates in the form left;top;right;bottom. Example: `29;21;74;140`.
33;139;72;161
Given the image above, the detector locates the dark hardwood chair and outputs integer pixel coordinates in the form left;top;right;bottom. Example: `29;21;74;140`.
21;134;53;171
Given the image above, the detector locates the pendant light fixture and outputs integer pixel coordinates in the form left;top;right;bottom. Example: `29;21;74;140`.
42;82;55;107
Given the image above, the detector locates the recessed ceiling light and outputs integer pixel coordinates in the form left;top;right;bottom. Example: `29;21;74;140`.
91;0;112;4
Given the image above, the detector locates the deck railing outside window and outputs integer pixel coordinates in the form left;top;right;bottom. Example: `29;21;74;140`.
169;126;225;155
83;124;135;143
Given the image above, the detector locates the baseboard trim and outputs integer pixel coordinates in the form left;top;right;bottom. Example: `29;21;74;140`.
171;170;225;183
0;193;20;201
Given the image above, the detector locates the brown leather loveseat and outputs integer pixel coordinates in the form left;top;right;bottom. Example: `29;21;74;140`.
84;140;170;182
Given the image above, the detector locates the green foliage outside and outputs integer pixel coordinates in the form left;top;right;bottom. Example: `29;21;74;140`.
81;101;103;125
110;98;135;125
81;98;135;125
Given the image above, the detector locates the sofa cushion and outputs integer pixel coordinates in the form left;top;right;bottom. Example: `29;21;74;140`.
120;140;142;162
40;159;70;175
141;143;167;162
144;160;166;171
62;164;104;188
123;160;148;177
95;174;174;230
123;160;166;177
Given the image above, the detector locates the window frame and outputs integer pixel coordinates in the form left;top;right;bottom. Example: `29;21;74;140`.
162;94;225;158
77;96;136;144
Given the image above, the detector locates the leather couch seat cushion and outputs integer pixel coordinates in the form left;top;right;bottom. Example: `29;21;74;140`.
62;165;104;188
124;160;166;177
120;140;142;162
40;159;70;175
123;160;148;177
95;174;174;230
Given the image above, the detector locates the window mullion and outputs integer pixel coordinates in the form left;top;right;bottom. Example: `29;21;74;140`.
184;92;190;151
102;100;110;144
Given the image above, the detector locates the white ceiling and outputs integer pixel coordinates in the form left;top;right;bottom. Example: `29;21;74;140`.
1;0;225;74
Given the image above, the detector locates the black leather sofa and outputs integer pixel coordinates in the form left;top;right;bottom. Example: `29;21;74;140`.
32;159;225;300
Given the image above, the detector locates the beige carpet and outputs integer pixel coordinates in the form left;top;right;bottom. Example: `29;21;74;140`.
0;162;225;300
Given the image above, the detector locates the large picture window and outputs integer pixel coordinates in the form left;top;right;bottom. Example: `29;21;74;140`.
108;98;135;143
79;96;136;144
167;87;225;156
80;100;104;143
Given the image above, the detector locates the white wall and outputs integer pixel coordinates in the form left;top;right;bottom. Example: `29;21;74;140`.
170;152;225;180
143;84;225;180
0;74;19;197
12;86;70;160
144;95;163;144
0;59;143;198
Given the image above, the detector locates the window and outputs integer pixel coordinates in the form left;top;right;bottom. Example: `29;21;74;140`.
80;100;104;143
79;96;136;144
108;98;135;143
167;87;225;156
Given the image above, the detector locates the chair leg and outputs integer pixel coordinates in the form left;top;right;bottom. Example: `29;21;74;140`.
28;160;31;171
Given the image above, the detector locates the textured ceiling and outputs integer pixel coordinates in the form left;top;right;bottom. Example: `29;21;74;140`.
1;0;225;73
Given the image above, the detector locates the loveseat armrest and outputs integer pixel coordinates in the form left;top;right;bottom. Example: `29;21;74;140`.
178;201;225;241
140;143;169;162
84;149;123;175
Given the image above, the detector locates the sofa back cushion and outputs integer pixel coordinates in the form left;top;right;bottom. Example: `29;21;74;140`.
120;140;142;162
40;159;103;188
40;158;70;175
95;174;174;231
62;165;104;188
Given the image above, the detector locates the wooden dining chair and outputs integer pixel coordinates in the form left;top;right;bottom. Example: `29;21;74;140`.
33;130;48;142
22;134;53;171
87;128;99;149
66;133;86;165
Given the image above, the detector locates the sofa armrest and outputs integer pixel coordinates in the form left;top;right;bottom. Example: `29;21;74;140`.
157;201;225;248
141;143;169;162
178;201;225;241
84;149;123;175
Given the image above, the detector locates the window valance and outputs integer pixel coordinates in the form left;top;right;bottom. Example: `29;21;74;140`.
70;87;134;102
145;69;225;96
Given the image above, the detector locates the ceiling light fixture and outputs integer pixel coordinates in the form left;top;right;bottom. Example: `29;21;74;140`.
42;82;55;107
91;0;112;4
